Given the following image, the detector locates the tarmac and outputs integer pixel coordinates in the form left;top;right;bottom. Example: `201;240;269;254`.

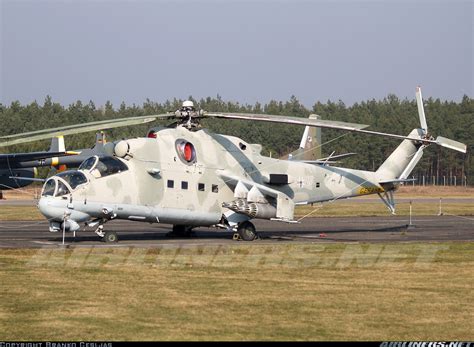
0;215;472;248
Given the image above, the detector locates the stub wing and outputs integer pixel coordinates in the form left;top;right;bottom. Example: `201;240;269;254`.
218;171;296;222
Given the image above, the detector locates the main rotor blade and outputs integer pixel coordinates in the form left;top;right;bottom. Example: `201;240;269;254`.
0;115;169;147
0;114;171;140
416;86;428;133
204;112;369;131
205;111;467;154
351;129;467;153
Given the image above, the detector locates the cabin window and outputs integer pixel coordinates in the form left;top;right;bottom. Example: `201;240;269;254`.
80;156;128;178
212;184;219;193
95;157;128;177
198;183;205;191
79;156;98;171
181;181;188;190
167;180;174;188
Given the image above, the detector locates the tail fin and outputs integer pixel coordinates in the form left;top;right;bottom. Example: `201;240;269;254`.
48;136;65;152
376;128;425;213
288;114;322;160
376;129;425;180
93;131;106;150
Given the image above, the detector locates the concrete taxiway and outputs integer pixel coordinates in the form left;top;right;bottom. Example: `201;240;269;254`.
0;215;472;248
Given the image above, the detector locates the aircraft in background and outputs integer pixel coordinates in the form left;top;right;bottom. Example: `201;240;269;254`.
0;143;76;191
0;116;156;194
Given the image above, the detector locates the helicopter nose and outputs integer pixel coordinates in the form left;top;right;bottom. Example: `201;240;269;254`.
38;196;92;224
38;197;64;221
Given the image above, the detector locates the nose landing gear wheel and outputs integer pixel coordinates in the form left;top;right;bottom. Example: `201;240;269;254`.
103;231;118;243
237;221;257;241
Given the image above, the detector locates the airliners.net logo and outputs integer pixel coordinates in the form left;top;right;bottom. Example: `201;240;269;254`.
380;342;472;347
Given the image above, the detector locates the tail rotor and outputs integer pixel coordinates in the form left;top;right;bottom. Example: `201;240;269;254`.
415;86;466;153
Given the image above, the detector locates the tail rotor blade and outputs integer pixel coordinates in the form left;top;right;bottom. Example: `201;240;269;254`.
435;136;467;153
416;86;428;134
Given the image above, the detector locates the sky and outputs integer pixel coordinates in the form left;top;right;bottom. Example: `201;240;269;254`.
1;0;472;108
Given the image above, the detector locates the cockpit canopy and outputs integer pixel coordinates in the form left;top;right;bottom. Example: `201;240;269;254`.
41;156;128;198
41;171;87;197
57;171;88;189
78;155;128;178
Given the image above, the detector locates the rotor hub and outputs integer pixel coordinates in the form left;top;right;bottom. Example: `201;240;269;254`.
173;101;204;129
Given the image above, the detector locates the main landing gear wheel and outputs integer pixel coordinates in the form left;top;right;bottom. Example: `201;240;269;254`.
237;221;257;241
167;225;194;237
103;231;118;243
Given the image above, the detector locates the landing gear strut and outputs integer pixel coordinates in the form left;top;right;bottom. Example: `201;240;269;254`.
94;224;105;238
88;208;118;242
236;221;258;241
89;220;119;243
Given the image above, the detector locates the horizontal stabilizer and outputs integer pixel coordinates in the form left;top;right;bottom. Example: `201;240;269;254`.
435;136;467;153
317;152;357;161
294;152;357;165
302;160;341;165
379;178;416;185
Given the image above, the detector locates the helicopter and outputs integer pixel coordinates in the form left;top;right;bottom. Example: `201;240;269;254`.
34;87;466;242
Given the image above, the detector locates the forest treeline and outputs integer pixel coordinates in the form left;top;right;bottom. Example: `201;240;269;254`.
0;94;472;184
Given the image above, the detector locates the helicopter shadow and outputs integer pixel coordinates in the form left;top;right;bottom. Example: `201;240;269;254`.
47;227;235;244
47;223;412;244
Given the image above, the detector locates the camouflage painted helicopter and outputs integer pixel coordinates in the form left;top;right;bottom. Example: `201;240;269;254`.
34;88;466;242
